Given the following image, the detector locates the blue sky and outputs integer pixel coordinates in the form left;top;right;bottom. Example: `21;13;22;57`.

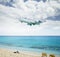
0;0;60;36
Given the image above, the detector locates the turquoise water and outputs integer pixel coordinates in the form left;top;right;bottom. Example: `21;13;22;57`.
0;36;60;54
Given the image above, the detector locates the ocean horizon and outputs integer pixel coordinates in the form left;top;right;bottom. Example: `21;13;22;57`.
0;36;60;55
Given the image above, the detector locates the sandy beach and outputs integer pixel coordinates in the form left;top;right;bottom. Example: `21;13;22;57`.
0;48;60;57
0;48;40;57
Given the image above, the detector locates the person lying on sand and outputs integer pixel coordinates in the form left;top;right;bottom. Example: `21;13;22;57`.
13;51;19;54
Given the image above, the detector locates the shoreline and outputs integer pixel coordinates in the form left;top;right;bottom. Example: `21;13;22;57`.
0;44;60;55
0;48;60;57
0;48;41;57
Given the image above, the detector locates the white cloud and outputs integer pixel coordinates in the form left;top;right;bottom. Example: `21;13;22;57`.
0;0;60;22
0;18;60;36
0;0;60;35
53;27;60;30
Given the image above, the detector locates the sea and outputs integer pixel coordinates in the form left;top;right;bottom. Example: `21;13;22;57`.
0;36;60;55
